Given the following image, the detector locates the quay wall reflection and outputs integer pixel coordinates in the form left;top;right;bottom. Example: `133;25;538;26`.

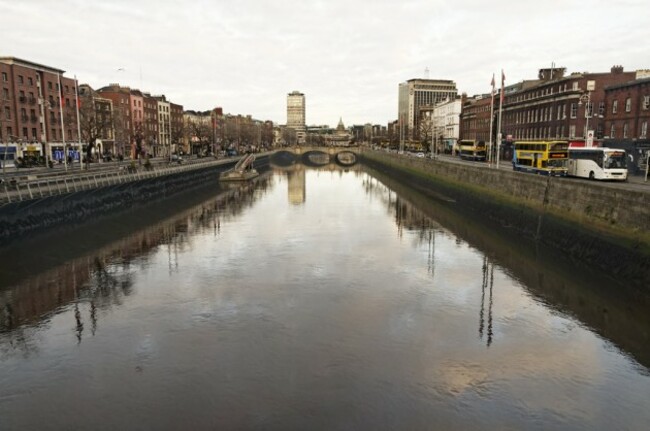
0;174;274;347
365;165;650;369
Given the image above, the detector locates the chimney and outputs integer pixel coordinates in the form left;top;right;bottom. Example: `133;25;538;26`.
611;65;624;74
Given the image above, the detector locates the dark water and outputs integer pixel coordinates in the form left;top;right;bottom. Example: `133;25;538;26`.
1;165;649;430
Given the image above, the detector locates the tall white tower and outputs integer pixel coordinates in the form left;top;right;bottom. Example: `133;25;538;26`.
287;91;305;128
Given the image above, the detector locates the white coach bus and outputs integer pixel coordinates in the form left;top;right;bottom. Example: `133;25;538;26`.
567;147;628;181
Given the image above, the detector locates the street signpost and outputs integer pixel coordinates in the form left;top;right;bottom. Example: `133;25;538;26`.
586;130;594;148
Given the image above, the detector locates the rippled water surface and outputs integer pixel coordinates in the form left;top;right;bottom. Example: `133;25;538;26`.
1;166;649;430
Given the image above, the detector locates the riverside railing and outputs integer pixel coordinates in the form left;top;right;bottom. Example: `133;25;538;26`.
0;157;228;207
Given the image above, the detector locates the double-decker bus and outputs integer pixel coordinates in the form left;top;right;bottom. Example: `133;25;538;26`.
458;140;486;161
512;140;568;176
567;147;628;181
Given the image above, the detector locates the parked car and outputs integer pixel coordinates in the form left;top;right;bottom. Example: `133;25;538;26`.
415;152;425;158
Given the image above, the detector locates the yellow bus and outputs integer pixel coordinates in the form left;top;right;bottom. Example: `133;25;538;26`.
512;141;568;176
458;140;486;161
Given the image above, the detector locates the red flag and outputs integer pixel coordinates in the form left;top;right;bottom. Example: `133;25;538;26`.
500;70;505;104
60;83;65;108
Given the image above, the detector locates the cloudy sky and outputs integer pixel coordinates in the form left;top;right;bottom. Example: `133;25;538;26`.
1;0;648;126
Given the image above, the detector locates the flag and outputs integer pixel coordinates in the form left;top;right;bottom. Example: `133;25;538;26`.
490;73;495;95
500;69;505;104
75;78;82;109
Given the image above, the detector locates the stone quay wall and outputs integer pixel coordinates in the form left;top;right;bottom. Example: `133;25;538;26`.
0;160;243;244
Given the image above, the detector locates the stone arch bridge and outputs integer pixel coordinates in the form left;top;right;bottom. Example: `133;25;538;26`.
271;146;359;167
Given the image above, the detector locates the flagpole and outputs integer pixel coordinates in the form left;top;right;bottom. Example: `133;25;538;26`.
58;73;67;171
496;69;504;170
489;73;495;166
74;76;83;170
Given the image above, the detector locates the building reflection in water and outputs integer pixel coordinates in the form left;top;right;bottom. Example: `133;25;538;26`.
287;165;306;205
0;174;274;353
364;164;650;369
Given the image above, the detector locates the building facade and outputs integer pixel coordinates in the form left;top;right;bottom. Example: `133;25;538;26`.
170;102;184;153
460;94;493;144
433;96;462;153
78;84;115;156
398;78;458;141
460;66;638;162
1;57;80;164
287;91;306;144
603;75;650;174
156;97;171;156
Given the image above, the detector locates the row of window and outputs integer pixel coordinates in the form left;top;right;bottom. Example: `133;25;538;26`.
610;95;650;113
509;82;579;103
506;121;648;140
2;126;78;141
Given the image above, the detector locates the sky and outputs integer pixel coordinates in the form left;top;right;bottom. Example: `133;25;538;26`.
1;0;648;127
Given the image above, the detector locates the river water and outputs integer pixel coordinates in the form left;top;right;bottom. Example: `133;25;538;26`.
1;164;649;430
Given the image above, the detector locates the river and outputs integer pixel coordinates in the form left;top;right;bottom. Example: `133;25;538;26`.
1;164;649;430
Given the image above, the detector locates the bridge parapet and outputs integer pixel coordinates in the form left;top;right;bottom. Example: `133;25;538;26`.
280;146;359;156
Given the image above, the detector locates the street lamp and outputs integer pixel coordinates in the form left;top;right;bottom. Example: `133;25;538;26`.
578;80;596;147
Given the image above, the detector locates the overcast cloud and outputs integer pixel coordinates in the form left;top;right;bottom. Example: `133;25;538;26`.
1;0;648;126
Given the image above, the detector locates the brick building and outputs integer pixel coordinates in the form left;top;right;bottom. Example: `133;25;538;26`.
460;66;638;161
170;102;184;153
78;84;115;156
603;75;650;174
460;94;493;144
1;57;80;164
142;93;158;155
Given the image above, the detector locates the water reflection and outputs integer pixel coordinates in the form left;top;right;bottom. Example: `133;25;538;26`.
0;163;649;430
365;164;650;369
0;174;274;354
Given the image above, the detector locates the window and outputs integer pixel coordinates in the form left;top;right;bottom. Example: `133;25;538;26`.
586;102;593;118
599;101;605;115
32;128;37;139
569;125;576;138
623;123;628;138
28;77;33;86
610;124;616;138
2;88;9;99
570;103;577;118
51;129;57;140
4;107;10;120
641;121;648;138
48;81;52;90
7;126;12;138
612;100;618;113
18;75;24;84
22;127;28;138
1;72;7;82
572;82;579;91
643;96;649;110
625;98;632;112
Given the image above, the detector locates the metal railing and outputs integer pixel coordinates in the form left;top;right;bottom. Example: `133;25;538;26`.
0;157;230;206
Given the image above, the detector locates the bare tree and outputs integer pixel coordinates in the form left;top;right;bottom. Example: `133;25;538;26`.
282;128;297;146
77;94;113;159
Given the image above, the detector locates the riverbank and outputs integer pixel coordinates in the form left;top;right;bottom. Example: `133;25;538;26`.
0;156;270;245
361;149;650;287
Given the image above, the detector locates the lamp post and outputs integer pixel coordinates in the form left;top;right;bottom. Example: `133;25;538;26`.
579;80;596;147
